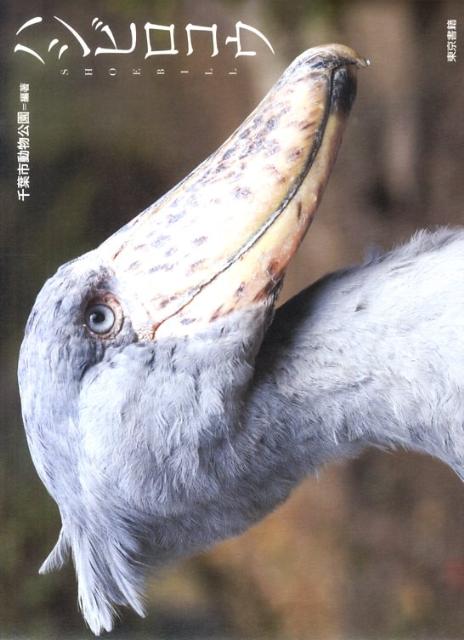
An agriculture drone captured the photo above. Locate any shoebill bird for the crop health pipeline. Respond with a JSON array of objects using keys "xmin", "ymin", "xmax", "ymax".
[{"xmin": 18, "ymin": 44, "xmax": 464, "ymax": 634}]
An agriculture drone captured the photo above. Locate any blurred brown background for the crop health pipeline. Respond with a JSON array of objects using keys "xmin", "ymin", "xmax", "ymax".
[{"xmin": 1, "ymin": 0, "xmax": 464, "ymax": 638}]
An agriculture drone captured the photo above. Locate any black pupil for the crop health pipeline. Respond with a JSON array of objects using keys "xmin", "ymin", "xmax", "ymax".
[{"xmin": 90, "ymin": 310, "xmax": 106, "ymax": 325}]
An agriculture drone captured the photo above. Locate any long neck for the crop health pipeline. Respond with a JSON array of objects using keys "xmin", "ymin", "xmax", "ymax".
[{"xmin": 240, "ymin": 232, "xmax": 464, "ymax": 501}]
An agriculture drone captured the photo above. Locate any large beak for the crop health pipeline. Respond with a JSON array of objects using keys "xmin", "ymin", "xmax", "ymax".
[{"xmin": 99, "ymin": 44, "xmax": 368, "ymax": 340}]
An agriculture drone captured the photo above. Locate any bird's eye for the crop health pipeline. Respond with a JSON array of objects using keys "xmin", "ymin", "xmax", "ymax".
[
  {"xmin": 85, "ymin": 304, "xmax": 115, "ymax": 334},
  {"xmin": 84, "ymin": 296, "xmax": 122, "ymax": 337}
]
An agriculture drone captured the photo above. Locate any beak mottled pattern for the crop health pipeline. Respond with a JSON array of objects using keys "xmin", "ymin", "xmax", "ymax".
[{"xmin": 100, "ymin": 44, "xmax": 368, "ymax": 340}]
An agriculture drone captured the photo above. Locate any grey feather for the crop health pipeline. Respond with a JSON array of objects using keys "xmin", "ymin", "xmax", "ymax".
[{"xmin": 18, "ymin": 227, "xmax": 464, "ymax": 634}]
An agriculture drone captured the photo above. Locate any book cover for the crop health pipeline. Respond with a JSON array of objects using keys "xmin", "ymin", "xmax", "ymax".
[{"xmin": 1, "ymin": 1, "xmax": 463, "ymax": 638}]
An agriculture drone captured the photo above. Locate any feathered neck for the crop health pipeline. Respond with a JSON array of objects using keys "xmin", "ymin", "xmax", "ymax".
[{"xmin": 245, "ymin": 227, "xmax": 464, "ymax": 486}]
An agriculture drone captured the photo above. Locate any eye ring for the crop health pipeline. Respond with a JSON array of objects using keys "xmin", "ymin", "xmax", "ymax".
[{"xmin": 84, "ymin": 294, "xmax": 123, "ymax": 338}]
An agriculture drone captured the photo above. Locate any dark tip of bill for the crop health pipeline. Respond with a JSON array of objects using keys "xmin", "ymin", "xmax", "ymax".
[{"xmin": 330, "ymin": 66, "xmax": 358, "ymax": 116}]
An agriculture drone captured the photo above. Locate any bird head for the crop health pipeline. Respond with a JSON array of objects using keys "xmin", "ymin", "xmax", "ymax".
[{"xmin": 18, "ymin": 45, "xmax": 367, "ymax": 634}]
